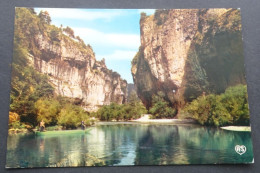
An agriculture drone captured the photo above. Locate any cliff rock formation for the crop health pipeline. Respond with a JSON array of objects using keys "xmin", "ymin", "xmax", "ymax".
[
  {"xmin": 33, "ymin": 35, "xmax": 127, "ymax": 111},
  {"xmin": 16, "ymin": 8, "xmax": 127, "ymax": 111},
  {"xmin": 132, "ymin": 9, "xmax": 245, "ymax": 111}
]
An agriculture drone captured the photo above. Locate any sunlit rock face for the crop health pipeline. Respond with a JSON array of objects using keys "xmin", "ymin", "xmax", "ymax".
[
  {"xmin": 31, "ymin": 33, "xmax": 127, "ymax": 111},
  {"xmin": 132, "ymin": 9, "xmax": 246, "ymax": 111}
]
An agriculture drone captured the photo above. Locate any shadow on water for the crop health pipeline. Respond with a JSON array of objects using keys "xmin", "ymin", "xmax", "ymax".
[
  {"xmin": 134, "ymin": 125, "xmax": 253, "ymax": 165},
  {"xmin": 6, "ymin": 123, "xmax": 253, "ymax": 168}
]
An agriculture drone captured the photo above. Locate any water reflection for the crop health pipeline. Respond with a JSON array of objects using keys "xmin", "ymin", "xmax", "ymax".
[{"xmin": 6, "ymin": 123, "xmax": 253, "ymax": 168}]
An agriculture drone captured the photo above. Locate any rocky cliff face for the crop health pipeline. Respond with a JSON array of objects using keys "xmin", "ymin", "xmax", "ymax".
[
  {"xmin": 132, "ymin": 9, "xmax": 245, "ymax": 111},
  {"xmin": 15, "ymin": 8, "xmax": 128, "ymax": 111},
  {"xmin": 30, "ymin": 33, "xmax": 127, "ymax": 111}
]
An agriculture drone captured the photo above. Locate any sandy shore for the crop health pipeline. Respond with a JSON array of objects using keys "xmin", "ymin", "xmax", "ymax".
[
  {"xmin": 131, "ymin": 114, "xmax": 196, "ymax": 124},
  {"xmin": 220, "ymin": 126, "xmax": 251, "ymax": 132}
]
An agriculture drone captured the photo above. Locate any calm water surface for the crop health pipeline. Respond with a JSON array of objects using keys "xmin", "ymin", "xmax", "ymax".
[{"xmin": 6, "ymin": 122, "xmax": 254, "ymax": 168}]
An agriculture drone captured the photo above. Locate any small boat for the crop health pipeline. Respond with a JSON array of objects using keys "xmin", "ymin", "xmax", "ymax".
[{"xmin": 35, "ymin": 128, "xmax": 92, "ymax": 136}]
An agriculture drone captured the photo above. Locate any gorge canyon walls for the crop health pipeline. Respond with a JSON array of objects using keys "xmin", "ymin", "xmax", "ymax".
[{"xmin": 132, "ymin": 9, "xmax": 246, "ymax": 112}]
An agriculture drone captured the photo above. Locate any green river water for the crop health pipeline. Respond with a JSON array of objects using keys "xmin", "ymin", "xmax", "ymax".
[{"xmin": 6, "ymin": 122, "xmax": 253, "ymax": 168}]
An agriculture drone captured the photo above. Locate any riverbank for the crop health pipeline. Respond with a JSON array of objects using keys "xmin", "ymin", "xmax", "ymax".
[
  {"xmin": 220, "ymin": 126, "xmax": 251, "ymax": 132},
  {"xmin": 8, "ymin": 128, "xmax": 29, "ymax": 134},
  {"xmin": 130, "ymin": 114, "xmax": 197, "ymax": 124}
]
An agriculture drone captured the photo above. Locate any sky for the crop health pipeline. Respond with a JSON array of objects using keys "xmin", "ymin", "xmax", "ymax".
[{"xmin": 35, "ymin": 8, "xmax": 155, "ymax": 83}]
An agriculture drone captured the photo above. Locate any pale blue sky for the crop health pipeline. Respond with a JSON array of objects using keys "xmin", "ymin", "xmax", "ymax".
[{"xmin": 35, "ymin": 8, "xmax": 155, "ymax": 83}]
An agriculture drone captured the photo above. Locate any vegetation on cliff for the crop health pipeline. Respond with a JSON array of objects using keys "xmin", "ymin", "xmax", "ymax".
[
  {"xmin": 184, "ymin": 9, "xmax": 245, "ymax": 101},
  {"xmin": 10, "ymin": 8, "xmax": 145, "ymax": 131},
  {"xmin": 132, "ymin": 9, "xmax": 250, "ymax": 126},
  {"xmin": 153, "ymin": 9, "xmax": 170, "ymax": 25},
  {"xmin": 9, "ymin": 8, "xmax": 250, "ymax": 130},
  {"xmin": 131, "ymin": 46, "xmax": 158, "ymax": 108},
  {"xmin": 10, "ymin": 41, "xmax": 55, "ymax": 127},
  {"xmin": 184, "ymin": 85, "xmax": 249, "ymax": 126},
  {"xmin": 9, "ymin": 8, "xmax": 96, "ymax": 130}
]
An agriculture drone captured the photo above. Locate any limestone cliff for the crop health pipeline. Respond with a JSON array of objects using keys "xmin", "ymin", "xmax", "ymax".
[
  {"xmin": 132, "ymin": 9, "xmax": 245, "ymax": 111},
  {"xmin": 16, "ymin": 8, "xmax": 127, "ymax": 111},
  {"xmin": 33, "ymin": 34, "xmax": 127, "ymax": 111}
]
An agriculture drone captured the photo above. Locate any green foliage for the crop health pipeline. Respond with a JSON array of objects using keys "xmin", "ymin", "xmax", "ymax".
[
  {"xmin": 131, "ymin": 47, "xmax": 141, "ymax": 67},
  {"xmin": 126, "ymin": 91, "xmax": 147, "ymax": 119},
  {"xmin": 149, "ymin": 92, "xmax": 176, "ymax": 119},
  {"xmin": 93, "ymin": 92, "xmax": 147, "ymax": 121},
  {"xmin": 154, "ymin": 9, "xmax": 169, "ymax": 25},
  {"xmin": 184, "ymin": 94, "xmax": 231, "ymax": 126},
  {"xmin": 94, "ymin": 103, "xmax": 123, "ymax": 121},
  {"xmin": 221, "ymin": 85, "xmax": 249, "ymax": 125},
  {"xmin": 182, "ymin": 9, "xmax": 245, "ymax": 108},
  {"xmin": 10, "ymin": 42, "xmax": 54, "ymax": 126},
  {"xmin": 11, "ymin": 8, "xmax": 54, "ymax": 124},
  {"xmin": 9, "ymin": 121, "xmax": 25, "ymax": 129},
  {"xmin": 10, "ymin": 8, "xmax": 95, "ymax": 129},
  {"xmin": 38, "ymin": 10, "xmax": 51, "ymax": 24},
  {"xmin": 57, "ymin": 104, "xmax": 90, "ymax": 129},
  {"xmin": 10, "ymin": 50, "xmax": 54, "ymax": 126},
  {"xmin": 49, "ymin": 25, "xmax": 61, "ymax": 43},
  {"xmin": 34, "ymin": 96, "xmax": 93, "ymax": 129},
  {"xmin": 14, "ymin": 8, "xmax": 42, "ymax": 55},
  {"xmin": 63, "ymin": 26, "xmax": 75, "ymax": 38},
  {"xmin": 184, "ymin": 85, "xmax": 249, "ymax": 126},
  {"xmin": 62, "ymin": 33, "xmax": 92, "ymax": 56},
  {"xmin": 190, "ymin": 10, "xmax": 245, "ymax": 95},
  {"xmin": 184, "ymin": 50, "xmax": 209, "ymax": 102},
  {"xmin": 9, "ymin": 121, "xmax": 26, "ymax": 129},
  {"xmin": 35, "ymin": 98, "xmax": 61, "ymax": 126}
]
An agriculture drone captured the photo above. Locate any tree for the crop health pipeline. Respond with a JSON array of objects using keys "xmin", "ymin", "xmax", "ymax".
[
  {"xmin": 8, "ymin": 112, "xmax": 22, "ymax": 129},
  {"xmin": 149, "ymin": 92, "xmax": 176, "ymax": 119},
  {"xmin": 128, "ymin": 91, "xmax": 139, "ymax": 105},
  {"xmin": 39, "ymin": 10, "xmax": 51, "ymax": 24},
  {"xmin": 184, "ymin": 85, "xmax": 249, "ymax": 126},
  {"xmin": 76, "ymin": 36, "xmax": 83, "ymax": 42},
  {"xmin": 140, "ymin": 12, "xmax": 147, "ymax": 22},
  {"xmin": 127, "ymin": 91, "xmax": 147, "ymax": 119},
  {"xmin": 63, "ymin": 26, "xmax": 75, "ymax": 38},
  {"xmin": 50, "ymin": 27, "xmax": 61, "ymax": 42},
  {"xmin": 154, "ymin": 9, "xmax": 169, "ymax": 25},
  {"xmin": 28, "ymin": 8, "xmax": 36, "ymax": 14},
  {"xmin": 184, "ymin": 94, "xmax": 231, "ymax": 126},
  {"xmin": 10, "ymin": 41, "xmax": 54, "ymax": 127},
  {"xmin": 58, "ymin": 104, "xmax": 90, "ymax": 129},
  {"xmin": 220, "ymin": 85, "xmax": 249, "ymax": 125},
  {"xmin": 93, "ymin": 96, "xmax": 147, "ymax": 121},
  {"xmin": 35, "ymin": 98, "xmax": 61, "ymax": 126}
]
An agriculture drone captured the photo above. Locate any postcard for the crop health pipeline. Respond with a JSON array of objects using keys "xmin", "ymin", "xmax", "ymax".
[{"xmin": 6, "ymin": 7, "xmax": 253, "ymax": 168}]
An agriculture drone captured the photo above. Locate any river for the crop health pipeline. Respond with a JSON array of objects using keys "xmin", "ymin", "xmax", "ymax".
[{"xmin": 6, "ymin": 122, "xmax": 253, "ymax": 168}]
